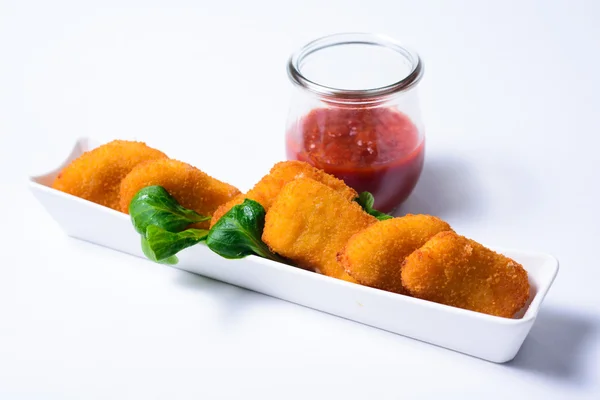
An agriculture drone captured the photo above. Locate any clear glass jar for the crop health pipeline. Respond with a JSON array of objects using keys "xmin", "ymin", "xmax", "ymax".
[{"xmin": 285, "ymin": 33, "xmax": 425, "ymax": 213}]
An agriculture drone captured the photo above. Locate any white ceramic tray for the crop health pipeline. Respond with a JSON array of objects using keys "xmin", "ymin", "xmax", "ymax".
[{"xmin": 29, "ymin": 138, "xmax": 559, "ymax": 363}]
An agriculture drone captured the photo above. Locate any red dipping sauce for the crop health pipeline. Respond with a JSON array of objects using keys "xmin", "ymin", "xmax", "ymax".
[{"xmin": 286, "ymin": 107, "xmax": 424, "ymax": 213}]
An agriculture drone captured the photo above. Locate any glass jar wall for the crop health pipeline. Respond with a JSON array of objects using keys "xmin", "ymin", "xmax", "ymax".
[{"xmin": 285, "ymin": 33, "xmax": 425, "ymax": 213}]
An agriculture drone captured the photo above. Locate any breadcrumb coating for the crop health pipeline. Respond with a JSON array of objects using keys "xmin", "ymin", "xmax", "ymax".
[
  {"xmin": 52, "ymin": 140, "xmax": 167, "ymax": 211},
  {"xmin": 119, "ymin": 158, "xmax": 240, "ymax": 228},
  {"xmin": 339, "ymin": 214, "xmax": 452, "ymax": 294},
  {"xmin": 262, "ymin": 178, "xmax": 376, "ymax": 282},
  {"xmin": 210, "ymin": 161, "xmax": 357, "ymax": 227},
  {"xmin": 401, "ymin": 231, "xmax": 530, "ymax": 318}
]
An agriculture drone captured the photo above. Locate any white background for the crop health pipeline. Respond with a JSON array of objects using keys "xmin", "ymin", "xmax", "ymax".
[{"xmin": 1, "ymin": 0, "xmax": 599, "ymax": 399}]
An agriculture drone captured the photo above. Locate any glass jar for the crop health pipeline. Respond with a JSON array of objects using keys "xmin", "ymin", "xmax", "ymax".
[{"xmin": 285, "ymin": 33, "xmax": 425, "ymax": 213}]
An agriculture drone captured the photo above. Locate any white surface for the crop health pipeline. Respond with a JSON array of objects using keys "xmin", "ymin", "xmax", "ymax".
[
  {"xmin": 28, "ymin": 137, "xmax": 560, "ymax": 363},
  {"xmin": 1, "ymin": 0, "xmax": 599, "ymax": 399}
]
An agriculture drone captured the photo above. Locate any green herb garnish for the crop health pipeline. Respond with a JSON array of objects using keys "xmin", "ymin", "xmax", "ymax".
[
  {"xmin": 355, "ymin": 191, "xmax": 393, "ymax": 220},
  {"xmin": 129, "ymin": 185, "xmax": 210, "ymax": 264},
  {"xmin": 129, "ymin": 185, "xmax": 210, "ymax": 235},
  {"xmin": 128, "ymin": 187, "xmax": 283, "ymax": 265},
  {"xmin": 141, "ymin": 236, "xmax": 179, "ymax": 265},
  {"xmin": 143, "ymin": 225, "xmax": 209, "ymax": 263},
  {"xmin": 207, "ymin": 199, "xmax": 286, "ymax": 262}
]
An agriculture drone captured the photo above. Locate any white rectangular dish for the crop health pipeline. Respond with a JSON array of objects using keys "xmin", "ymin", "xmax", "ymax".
[{"xmin": 29, "ymin": 138, "xmax": 559, "ymax": 363}]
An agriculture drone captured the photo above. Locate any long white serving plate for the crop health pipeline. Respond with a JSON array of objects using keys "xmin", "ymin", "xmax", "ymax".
[{"xmin": 29, "ymin": 138, "xmax": 559, "ymax": 363}]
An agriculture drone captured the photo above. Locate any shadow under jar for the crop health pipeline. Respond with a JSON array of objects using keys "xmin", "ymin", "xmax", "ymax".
[{"xmin": 286, "ymin": 33, "xmax": 426, "ymax": 213}]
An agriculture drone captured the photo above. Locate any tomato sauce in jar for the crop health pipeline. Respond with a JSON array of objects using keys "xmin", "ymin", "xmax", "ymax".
[
  {"xmin": 286, "ymin": 33, "xmax": 426, "ymax": 212},
  {"xmin": 286, "ymin": 107, "xmax": 424, "ymax": 213}
]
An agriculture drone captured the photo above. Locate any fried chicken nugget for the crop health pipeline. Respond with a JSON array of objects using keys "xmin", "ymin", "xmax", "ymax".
[
  {"xmin": 210, "ymin": 161, "xmax": 357, "ymax": 227},
  {"xmin": 262, "ymin": 177, "xmax": 376, "ymax": 282},
  {"xmin": 119, "ymin": 159, "xmax": 241, "ymax": 228},
  {"xmin": 250, "ymin": 161, "xmax": 357, "ymax": 208},
  {"xmin": 401, "ymin": 231, "xmax": 530, "ymax": 318},
  {"xmin": 52, "ymin": 140, "xmax": 167, "ymax": 211},
  {"xmin": 338, "ymin": 215, "xmax": 452, "ymax": 294}
]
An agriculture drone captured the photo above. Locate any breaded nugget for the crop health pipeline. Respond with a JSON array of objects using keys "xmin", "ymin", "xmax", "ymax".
[
  {"xmin": 210, "ymin": 161, "xmax": 357, "ymax": 227},
  {"xmin": 401, "ymin": 231, "xmax": 530, "ymax": 318},
  {"xmin": 52, "ymin": 140, "xmax": 167, "ymax": 210},
  {"xmin": 251, "ymin": 161, "xmax": 357, "ymax": 209},
  {"xmin": 262, "ymin": 177, "xmax": 376, "ymax": 282},
  {"xmin": 119, "ymin": 159, "xmax": 241, "ymax": 228},
  {"xmin": 338, "ymin": 214, "xmax": 452, "ymax": 294}
]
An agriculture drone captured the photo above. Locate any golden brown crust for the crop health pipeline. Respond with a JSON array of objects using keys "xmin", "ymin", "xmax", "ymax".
[
  {"xmin": 338, "ymin": 214, "xmax": 452, "ymax": 294},
  {"xmin": 262, "ymin": 177, "xmax": 376, "ymax": 282},
  {"xmin": 52, "ymin": 140, "xmax": 168, "ymax": 211},
  {"xmin": 209, "ymin": 160, "xmax": 357, "ymax": 227},
  {"xmin": 401, "ymin": 231, "xmax": 530, "ymax": 318},
  {"xmin": 252, "ymin": 161, "xmax": 357, "ymax": 208},
  {"xmin": 119, "ymin": 159, "xmax": 240, "ymax": 228}
]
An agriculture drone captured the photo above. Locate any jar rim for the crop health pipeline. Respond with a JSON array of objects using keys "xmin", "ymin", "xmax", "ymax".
[{"xmin": 287, "ymin": 32, "xmax": 424, "ymax": 102}]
